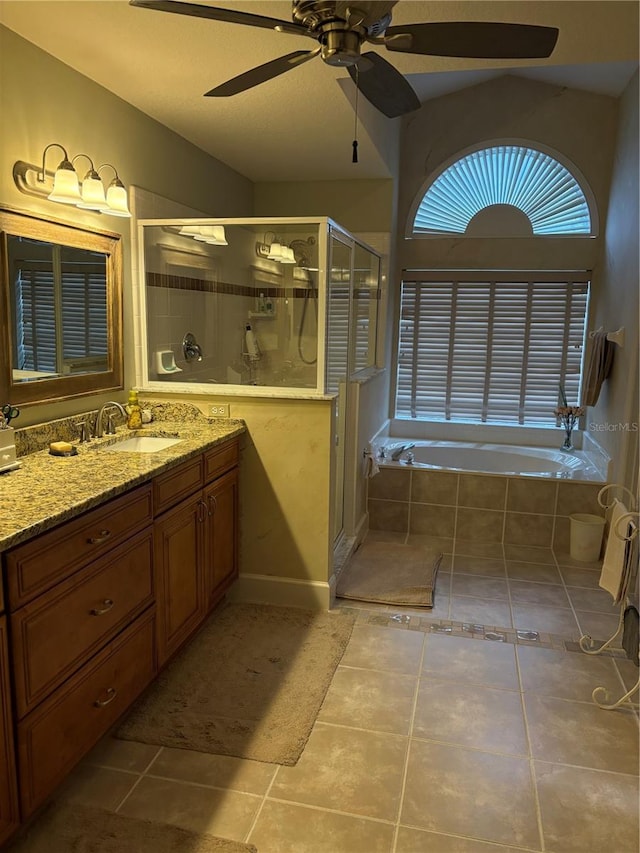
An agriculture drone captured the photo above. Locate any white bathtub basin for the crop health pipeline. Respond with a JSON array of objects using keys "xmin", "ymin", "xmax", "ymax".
[{"xmin": 101, "ymin": 436, "xmax": 182, "ymax": 453}]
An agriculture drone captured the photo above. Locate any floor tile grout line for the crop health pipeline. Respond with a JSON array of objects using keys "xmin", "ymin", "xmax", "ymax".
[
  {"xmin": 397, "ymin": 821, "xmax": 543, "ymax": 852},
  {"xmin": 112, "ymin": 745, "xmax": 163, "ymax": 814},
  {"xmin": 136, "ymin": 770, "xmax": 267, "ymax": 797},
  {"xmin": 514, "ymin": 641, "xmax": 547, "ymax": 853},
  {"xmin": 244, "ymin": 761, "xmax": 281, "ymax": 845},
  {"xmin": 258, "ymin": 794, "xmax": 399, "ymax": 826},
  {"xmin": 391, "ymin": 630, "xmax": 429, "ymax": 853},
  {"xmin": 552, "ymin": 546, "xmax": 587, "ymax": 638}
]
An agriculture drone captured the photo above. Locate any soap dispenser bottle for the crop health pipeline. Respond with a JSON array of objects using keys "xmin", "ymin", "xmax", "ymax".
[{"xmin": 126, "ymin": 389, "xmax": 143, "ymax": 430}]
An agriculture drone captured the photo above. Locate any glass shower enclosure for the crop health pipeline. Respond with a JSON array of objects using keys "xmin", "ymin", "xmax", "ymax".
[
  {"xmin": 136, "ymin": 217, "xmax": 381, "ymax": 544},
  {"xmin": 137, "ymin": 217, "xmax": 381, "ymax": 398}
]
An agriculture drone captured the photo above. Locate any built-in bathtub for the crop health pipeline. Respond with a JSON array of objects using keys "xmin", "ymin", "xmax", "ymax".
[
  {"xmin": 366, "ymin": 432, "xmax": 609, "ymax": 552},
  {"xmin": 373, "ymin": 438, "xmax": 605, "ymax": 481}
]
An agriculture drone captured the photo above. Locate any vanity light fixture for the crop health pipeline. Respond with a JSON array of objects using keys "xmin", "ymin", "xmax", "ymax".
[
  {"xmin": 255, "ymin": 232, "xmax": 296, "ymax": 264},
  {"xmin": 12, "ymin": 144, "xmax": 131, "ymax": 217}
]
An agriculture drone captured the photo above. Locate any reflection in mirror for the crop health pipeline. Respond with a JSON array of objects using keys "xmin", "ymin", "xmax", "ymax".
[
  {"xmin": 0, "ymin": 210, "xmax": 122, "ymax": 407},
  {"xmin": 8, "ymin": 236, "xmax": 108, "ymax": 382}
]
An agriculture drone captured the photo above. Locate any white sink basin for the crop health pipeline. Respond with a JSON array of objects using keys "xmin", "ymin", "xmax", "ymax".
[{"xmin": 102, "ymin": 436, "xmax": 182, "ymax": 453}]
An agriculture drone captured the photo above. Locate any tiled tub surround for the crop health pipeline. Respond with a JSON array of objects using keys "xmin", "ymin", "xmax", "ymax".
[
  {"xmin": 0, "ymin": 402, "xmax": 245, "ymax": 551},
  {"xmin": 368, "ymin": 466, "xmax": 607, "ymax": 554}
]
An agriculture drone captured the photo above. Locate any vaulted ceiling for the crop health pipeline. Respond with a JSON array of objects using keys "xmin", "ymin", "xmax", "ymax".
[{"xmin": 1, "ymin": 1, "xmax": 638, "ymax": 181}]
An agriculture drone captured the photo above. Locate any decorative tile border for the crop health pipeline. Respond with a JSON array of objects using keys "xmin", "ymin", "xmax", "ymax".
[
  {"xmin": 336, "ymin": 603, "xmax": 627, "ymax": 657},
  {"xmin": 146, "ymin": 270, "xmax": 313, "ymax": 298}
]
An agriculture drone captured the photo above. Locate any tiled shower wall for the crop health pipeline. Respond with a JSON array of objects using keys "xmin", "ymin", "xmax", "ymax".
[{"xmin": 367, "ymin": 468, "xmax": 606, "ymax": 555}]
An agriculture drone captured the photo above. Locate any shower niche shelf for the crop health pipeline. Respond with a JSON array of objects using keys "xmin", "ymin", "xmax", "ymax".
[{"xmin": 136, "ymin": 217, "xmax": 381, "ymax": 398}]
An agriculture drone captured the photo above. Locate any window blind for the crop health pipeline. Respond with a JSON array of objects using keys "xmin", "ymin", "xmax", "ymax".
[
  {"xmin": 14, "ymin": 267, "xmax": 56, "ymax": 372},
  {"xmin": 395, "ymin": 271, "xmax": 589, "ymax": 425},
  {"xmin": 14, "ymin": 258, "xmax": 107, "ymax": 373},
  {"xmin": 412, "ymin": 146, "xmax": 593, "ymax": 236}
]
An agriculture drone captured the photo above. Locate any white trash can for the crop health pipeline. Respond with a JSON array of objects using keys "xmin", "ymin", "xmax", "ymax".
[{"xmin": 569, "ymin": 513, "xmax": 606, "ymax": 562}]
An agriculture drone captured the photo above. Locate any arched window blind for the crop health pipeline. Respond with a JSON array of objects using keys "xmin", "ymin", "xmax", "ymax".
[{"xmin": 412, "ymin": 146, "xmax": 593, "ymax": 236}]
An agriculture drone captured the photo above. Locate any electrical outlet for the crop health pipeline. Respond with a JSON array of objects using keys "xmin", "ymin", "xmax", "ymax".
[{"xmin": 210, "ymin": 404, "xmax": 230, "ymax": 418}]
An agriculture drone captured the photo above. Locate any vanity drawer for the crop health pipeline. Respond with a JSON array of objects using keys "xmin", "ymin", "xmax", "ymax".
[
  {"xmin": 10, "ymin": 530, "xmax": 154, "ymax": 719},
  {"xmin": 204, "ymin": 438, "xmax": 239, "ymax": 484},
  {"xmin": 153, "ymin": 455, "xmax": 203, "ymax": 515},
  {"xmin": 6, "ymin": 484, "xmax": 153, "ymax": 608},
  {"xmin": 17, "ymin": 610, "xmax": 156, "ymax": 817}
]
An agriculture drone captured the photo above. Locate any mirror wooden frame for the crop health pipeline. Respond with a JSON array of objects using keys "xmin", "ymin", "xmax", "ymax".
[{"xmin": 0, "ymin": 208, "xmax": 123, "ymax": 407}]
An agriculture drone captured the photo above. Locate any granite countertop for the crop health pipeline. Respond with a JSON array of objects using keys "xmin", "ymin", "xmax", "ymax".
[{"xmin": 0, "ymin": 407, "xmax": 245, "ymax": 553}]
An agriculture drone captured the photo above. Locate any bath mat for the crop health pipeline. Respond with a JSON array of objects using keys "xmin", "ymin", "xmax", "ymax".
[
  {"xmin": 6, "ymin": 801, "xmax": 256, "ymax": 852},
  {"xmin": 117, "ymin": 602, "xmax": 355, "ymax": 765},
  {"xmin": 336, "ymin": 541, "xmax": 442, "ymax": 607}
]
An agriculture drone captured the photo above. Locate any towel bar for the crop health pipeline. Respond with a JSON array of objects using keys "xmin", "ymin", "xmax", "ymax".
[{"xmin": 588, "ymin": 326, "xmax": 625, "ymax": 347}]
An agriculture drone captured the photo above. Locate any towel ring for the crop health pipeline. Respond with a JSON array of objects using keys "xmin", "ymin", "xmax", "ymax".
[
  {"xmin": 613, "ymin": 512, "xmax": 640, "ymax": 542},
  {"xmin": 597, "ymin": 484, "xmax": 637, "ymax": 511}
]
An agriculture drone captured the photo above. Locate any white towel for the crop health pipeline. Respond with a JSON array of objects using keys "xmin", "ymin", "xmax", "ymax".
[
  {"xmin": 599, "ymin": 499, "xmax": 631, "ymax": 603},
  {"xmin": 365, "ymin": 453, "xmax": 380, "ymax": 479}
]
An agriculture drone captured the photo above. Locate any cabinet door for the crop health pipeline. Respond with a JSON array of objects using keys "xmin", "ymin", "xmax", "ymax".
[
  {"xmin": 203, "ymin": 469, "xmax": 238, "ymax": 613},
  {"xmin": 0, "ymin": 617, "xmax": 19, "ymax": 844},
  {"xmin": 154, "ymin": 496, "xmax": 205, "ymax": 667}
]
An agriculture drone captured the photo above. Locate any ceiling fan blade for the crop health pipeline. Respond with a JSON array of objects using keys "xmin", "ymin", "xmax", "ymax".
[
  {"xmin": 348, "ymin": 52, "xmax": 420, "ymax": 118},
  {"xmin": 384, "ymin": 21, "xmax": 559, "ymax": 59},
  {"xmin": 205, "ymin": 49, "xmax": 320, "ymax": 97},
  {"xmin": 129, "ymin": 0, "xmax": 310, "ymax": 38}
]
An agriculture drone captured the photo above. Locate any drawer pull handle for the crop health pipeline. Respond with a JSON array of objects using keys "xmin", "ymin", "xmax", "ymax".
[
  {"xmin": 207, "ymin": 494, "xmax": 217, "ymax": 516},
  {"xmin": 90, "ymin": 598, "xmax": 115, "ymax": 616},
  {"xmin": 88, "ymin": 529, "xmax": 112, "ymax": 545},
  {"xmin": 94, "ymin": 687, "xmax": 117, "ymax": 708}
]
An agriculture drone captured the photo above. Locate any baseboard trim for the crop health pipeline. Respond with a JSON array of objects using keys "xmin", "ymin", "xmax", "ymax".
[{"xmin": 229, "ymin": 573, "xmax": 331, "ymax": 610}]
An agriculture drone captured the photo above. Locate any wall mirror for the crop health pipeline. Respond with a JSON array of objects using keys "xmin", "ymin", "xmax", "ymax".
[{"xmin": 0, "ymin": 209, "xmax": 123, "ymax": 406}]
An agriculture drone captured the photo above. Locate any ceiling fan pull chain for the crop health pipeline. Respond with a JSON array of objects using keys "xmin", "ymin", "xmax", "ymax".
[{"xmin": 352, "ymin": 65, "xmax": 359, "ymax": 164}]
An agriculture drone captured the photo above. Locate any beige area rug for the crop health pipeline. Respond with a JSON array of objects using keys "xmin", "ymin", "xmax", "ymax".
[
  {"xmin": 336, "ymin": 541, "xmax": 442, "ymax": 607},
  {"xmin": 117, "ymin": 603, "xmax": 355, "ymax": 765},
  {"xmin": 6, "ymin": 801, "xmax": 255, "ymax": 852}
]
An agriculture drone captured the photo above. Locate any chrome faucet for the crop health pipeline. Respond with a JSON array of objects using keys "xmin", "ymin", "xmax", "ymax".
[
  {"xmin": 183, "ymin": 332, "xmax": 203, "ymax": 362},
  {"xmin": 390, "ymin": 443, "xmax": 415, "ymax": 462},
  {"xmin": 93, "ymin": 401, "xmax": 127, "ymax": 438}
]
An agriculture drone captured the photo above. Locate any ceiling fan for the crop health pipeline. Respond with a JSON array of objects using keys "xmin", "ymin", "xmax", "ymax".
[{"xmin": 130, "ymin": 0, "xmax": 559, "ymax": 118}]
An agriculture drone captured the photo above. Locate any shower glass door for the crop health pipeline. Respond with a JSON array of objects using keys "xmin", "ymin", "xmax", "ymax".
[{"xmin": 326, "ymin": 231, "xmax": 353, "ymax": 544}]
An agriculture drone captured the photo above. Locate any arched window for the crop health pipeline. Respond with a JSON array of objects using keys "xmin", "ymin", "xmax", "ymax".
[{"xmin": 410, "ymin": 144, "xmax": 597, "ymax": 237}]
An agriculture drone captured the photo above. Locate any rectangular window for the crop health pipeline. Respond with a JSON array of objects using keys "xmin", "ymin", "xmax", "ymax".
[{"xmin": 395, "ymin": 271, "xmax": 589, "ymax": 426}]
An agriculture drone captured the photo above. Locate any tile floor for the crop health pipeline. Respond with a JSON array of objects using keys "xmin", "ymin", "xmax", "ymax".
[{"xmin": 16, "ymin": 535, "xmax": 640, "ymax": 852}]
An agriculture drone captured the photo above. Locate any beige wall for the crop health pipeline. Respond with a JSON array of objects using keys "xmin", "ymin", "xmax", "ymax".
[
  {"xmin": 390, "ymin": 75, "xmax": 631, "ymax": 460},
  {"xmin": 0, "ymin": 26, "xmax": 253, "ymax": 427},
  {"xmin": 588, "ymin": 71, "xmax": 639, "ymax": 492},
  {"xmin": 142, "ymin": 392, "xmax": 335, "ymax": 606},
  {"xmin": 1, "ymin": 29, "xmax": 337, "ymax": 607},
  {"xmin": 396, "ymin": 75, "xmax": 618, "ymax": 272},
  {"xmin": 254, "ymin": 179, "xmax": 395, "ymax": 234}
]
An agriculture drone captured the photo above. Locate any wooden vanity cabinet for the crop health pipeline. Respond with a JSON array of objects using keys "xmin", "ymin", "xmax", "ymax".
[
  {"xmin": 4, "ymin": 483, "xmax": 157, "ymax": 819},
  {"xmin": 0, "ymin": 615, "xmax": 19, "ymax": 846},
  {"xmin": 203, "ymin": 468, "xmax": 239, "ymax": 611},
  {"xmin": 1, "ymin": 434, "xmax": 240, "ymax": 831},
  {"xmin": 153, "ymin": 439, "xmax": 239, "ymax": 668}
]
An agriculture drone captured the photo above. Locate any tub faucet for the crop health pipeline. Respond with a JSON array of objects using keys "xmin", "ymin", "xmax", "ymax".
[
  {"xmin": 390, "ymin": 443, "xmax": 415, "ymax": 461},
  {"xmin": 93, "ymin": 402, "xmax": 127, "ymax": 438}
]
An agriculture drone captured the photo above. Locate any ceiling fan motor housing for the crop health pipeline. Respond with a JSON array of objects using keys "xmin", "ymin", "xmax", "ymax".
[
  {"xmin": 320, "ymin": 27, "xmax": 363, "ymax": 66},
  {"xmin": 292, "ymin": 0, "xmax": 387, "ymax": 66}
]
